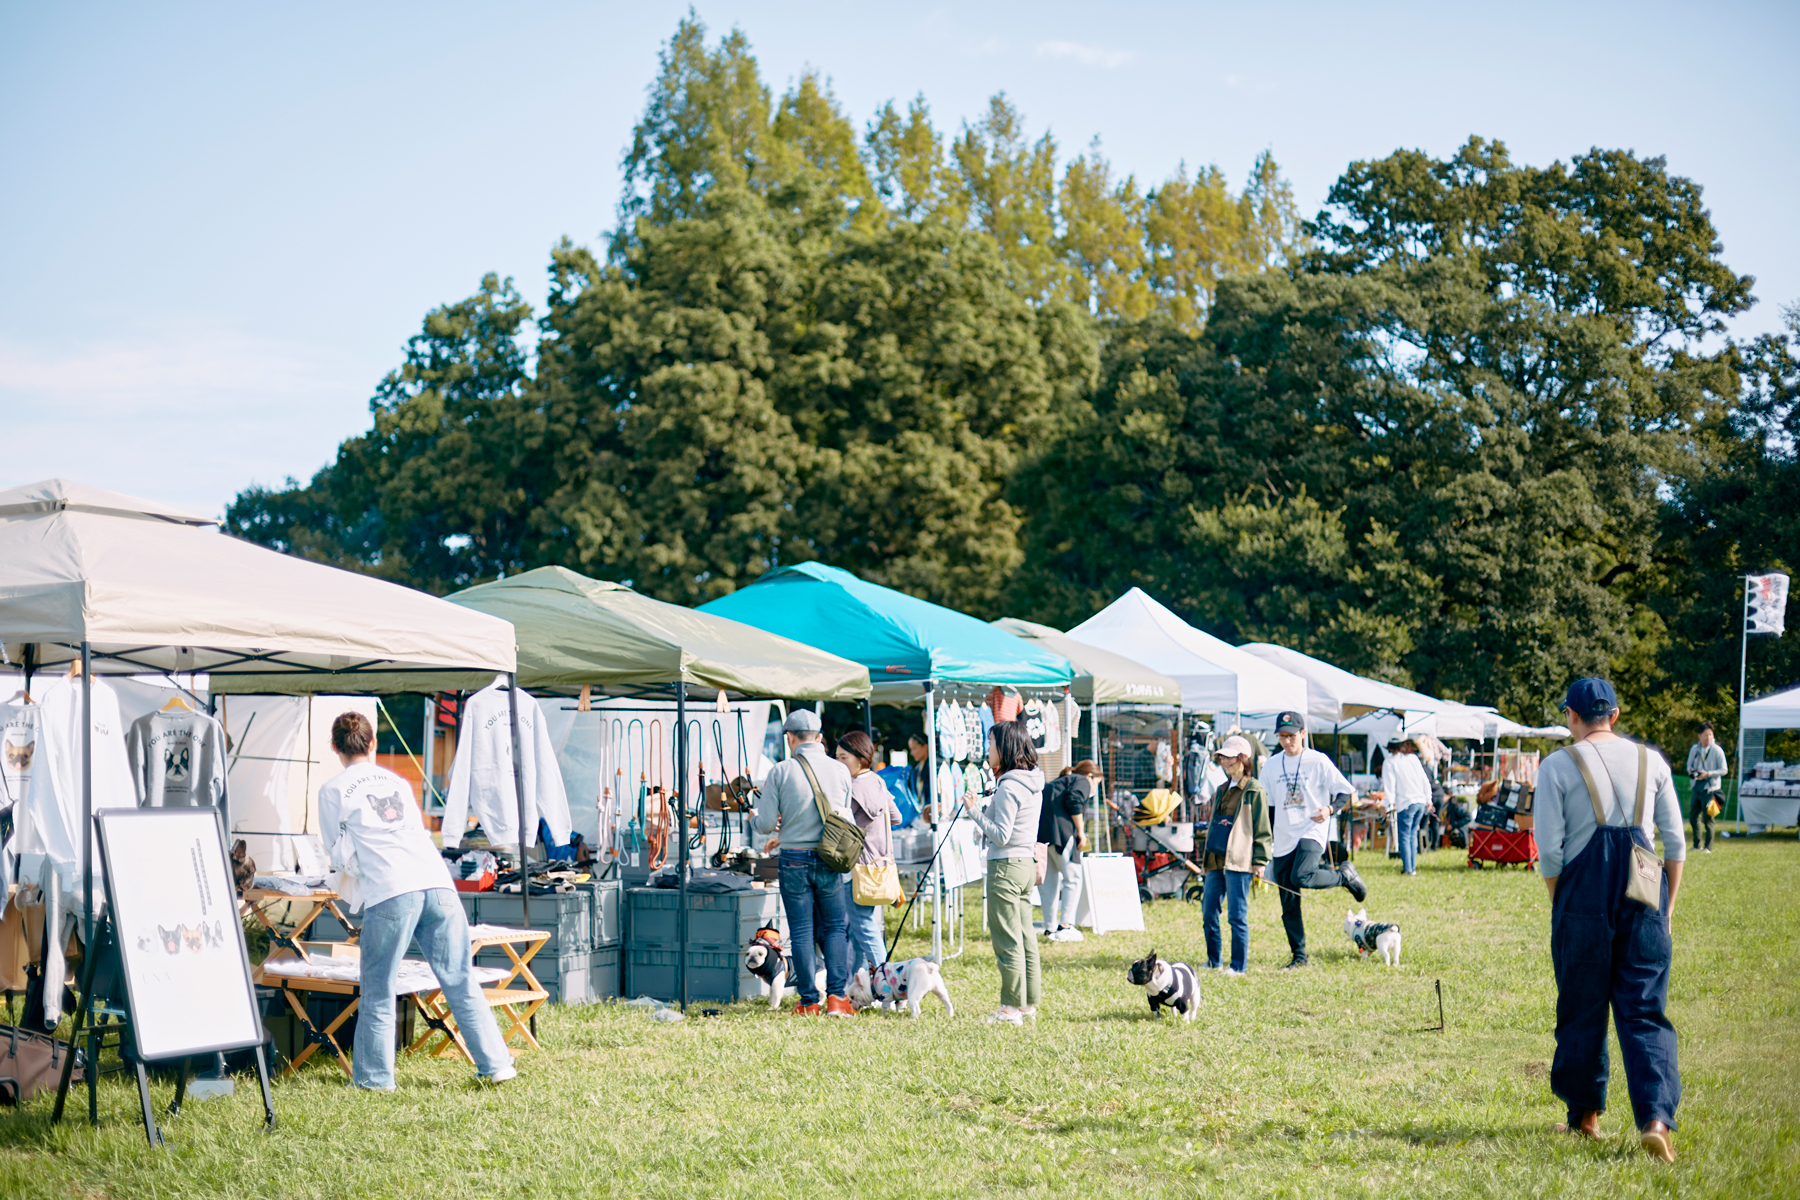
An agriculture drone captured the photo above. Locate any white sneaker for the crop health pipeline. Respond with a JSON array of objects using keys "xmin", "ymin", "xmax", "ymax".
[
  {"xmin": 986, "ymin": 1008, "xmax": 1024, "ymax": 1026},
  {"xmin": 1019, "ymin": 1005, "xmax": 1037, "ymax": 1021},
  {"xmin": 1050, "ymin": 925, "xmax": 1085, "ymax": 942},
  {"xmin": 1219, "ymin": 968, "xmax": 1243, "ymax": 977}
]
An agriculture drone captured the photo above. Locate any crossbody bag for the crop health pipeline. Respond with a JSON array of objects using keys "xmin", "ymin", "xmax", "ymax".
[
  {"xmin": 795, "ymin": 756, "xmax": 866, "ymax": 874},
  {"xmin": 1567, "ymin": 741, "xmax": 1663, "ymax": 909}
]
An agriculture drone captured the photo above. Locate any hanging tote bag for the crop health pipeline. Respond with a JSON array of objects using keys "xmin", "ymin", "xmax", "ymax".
[
  {"xmin": 1568, "ymin": 742, "xmax": 1664, "ymax": 909},
  {"xmin": 851, "ymin": 857, "xmax": 902, "ymax": 906},
  {"xmin": 796, "ymin": 757, "xmax": 865, "ymax": 874}
]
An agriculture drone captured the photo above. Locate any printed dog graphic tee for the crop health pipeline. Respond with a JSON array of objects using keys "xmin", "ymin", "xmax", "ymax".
[
  {"xmin": 126, "ymin": 709, "xmax": 227, "ymax": 812},
  {"xmin": 317, "ymin": 762, "xmax": 451, "ymax": 910}
]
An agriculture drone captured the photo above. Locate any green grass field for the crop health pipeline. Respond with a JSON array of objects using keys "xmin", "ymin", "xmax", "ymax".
[{"xmin": 2, "ymin": 836, "xmax": 1796, "ymax": 1199}]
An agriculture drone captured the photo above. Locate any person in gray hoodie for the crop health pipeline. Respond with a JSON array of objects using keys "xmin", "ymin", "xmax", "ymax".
[{"xmin": 966, "ymin": 718, "xmax": 1045, "ymax": 1025}]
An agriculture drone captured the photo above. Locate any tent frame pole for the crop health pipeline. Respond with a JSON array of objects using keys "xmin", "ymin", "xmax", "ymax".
[
  {"xmin": 1737, "ymin": 574, "xmax": 1749, "ymax": 837},
  {"xmin": 676, "ymin": 680, "xmax": 688, "ymax": 1010},
  {"xmin": 81, "ymin": 641, "xmax": 93, "ymax": 952},
  {"xmin": 506, "ymin": 674, "xmax": 529, "ymax": 930},
  {"xmin": 924, "ymin": 682, "xmax": 940, "ymax": 961}
]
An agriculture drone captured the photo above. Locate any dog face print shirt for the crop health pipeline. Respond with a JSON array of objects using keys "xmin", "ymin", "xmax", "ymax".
[{"xmin": 316, "ymin": 762, "xmax": 452, "ymax": 910}]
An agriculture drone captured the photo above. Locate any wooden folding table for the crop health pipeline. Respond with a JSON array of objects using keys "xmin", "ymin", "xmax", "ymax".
[{"xmin": 408, "ymin": 924, "xmax": 551, "ymax": 1059}]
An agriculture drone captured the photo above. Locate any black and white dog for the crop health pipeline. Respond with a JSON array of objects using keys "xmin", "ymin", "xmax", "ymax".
[
  {"xmin": 1344, "ymin": 908, "xmax": 1403, "ymax": 966},
  {"xmin": 741, "ymin": 925, "xmax": 824, "ymax": 1009},
  {"xmin": 1127, "ymin": 950, "xmax": 1200, "ymax": 1021}
]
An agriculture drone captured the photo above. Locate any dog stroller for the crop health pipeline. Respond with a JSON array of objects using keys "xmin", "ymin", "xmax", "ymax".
[
  {"xmin": 1127, "ymin": 788, "xmax": 1203, "ymax": 902},
  {"xmin": 1466, "ymin": 826, "xmax": 1537, "ymax": 869}
]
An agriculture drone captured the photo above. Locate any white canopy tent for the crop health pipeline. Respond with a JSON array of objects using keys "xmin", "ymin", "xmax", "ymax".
[
  {"xmin": 0, "ymin": 479, "xmax": 521, "ymax": 934},
  {"xmin": 1738, "ymin": 684, "xmax": 1800, "ymax": 828},
  {"xmin": 1741, "ymin": 683, "xmax": 1800, "ymax": 731},
  {"xmin": 1065, "ymin": 589, "xmax": 1307, "ymax": 719}
]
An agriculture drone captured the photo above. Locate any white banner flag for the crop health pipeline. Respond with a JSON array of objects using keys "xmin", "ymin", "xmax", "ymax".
[{"xmin": 1746, "ymin": 573, "xmax": 1790, "ymax": 636}]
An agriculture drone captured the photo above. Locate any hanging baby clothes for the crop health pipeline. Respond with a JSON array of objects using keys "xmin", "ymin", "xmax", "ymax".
[
  {"xmin": 988, "ymin": 688, "xmax": 1022, "ymax": 723},
  {"xmin": 0, "ymin": 697, "xmax": 55, "ymax": 905},
  {"xmin": 36, "ymin": 675, "xmax": 133, "ymax": 898},
  {"xmin": 442, "ymin": 681, "xmax": 573, "ymax": 851},
  {"xmin": 127, "ymin": 707, "xmax": 229, "ymax": 825},
  {"xmin": 978, "ymin": 702, "xmax": 995, "ymax": 758},
  {"xmin": 961, "ymin": 702, "xmax": 982, "ymax": 760},
  {"xmin": 1023, "ymin": 700, "xmax": 1048, "ymax": 750},
  {"xmin": 934, "ymin": 703, "xmax": 957, "ymax": 764},
  {"xmin": 1154, "ymin": 737, "xmax": 1174, "ymax": 785}
]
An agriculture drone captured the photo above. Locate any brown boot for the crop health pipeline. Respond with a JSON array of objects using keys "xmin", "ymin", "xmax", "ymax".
[
  {"xmin": 1640, "ymin": 1120, "xmax": 1676, "ymax": 1162},
  {"xmin": 1553, "ymin": 1110, "xmax": 1602, "ymax": 1139}
]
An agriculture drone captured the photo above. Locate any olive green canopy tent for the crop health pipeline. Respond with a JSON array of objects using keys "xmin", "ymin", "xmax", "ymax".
[
  {"xmin": 446, "ymin": 566, "xmax": 870, "ymax": 700},
  {"xmin": 989, "ymin": 617, "xmax": 1180, "ymax": 707}
]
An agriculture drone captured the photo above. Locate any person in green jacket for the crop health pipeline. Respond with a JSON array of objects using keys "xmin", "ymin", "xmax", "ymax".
[{"xmin": 1201, "ymin": 734, "xmax": 1273, "ymax": 974}]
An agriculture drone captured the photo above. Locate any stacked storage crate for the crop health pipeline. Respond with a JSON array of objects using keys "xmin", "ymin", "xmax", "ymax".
[{"xmin": 624, "ymin": 885, "xmax": 785, "ymax": 1003}]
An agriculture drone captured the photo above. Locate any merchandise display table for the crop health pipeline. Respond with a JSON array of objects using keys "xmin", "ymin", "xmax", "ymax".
[
  {"xmin": 410, "ymin": 924, "xmax": 551, "ymax": 1058},
  {"xmin": 255, "ymin": 941, "xmax": 513, "ymax": 1077}
]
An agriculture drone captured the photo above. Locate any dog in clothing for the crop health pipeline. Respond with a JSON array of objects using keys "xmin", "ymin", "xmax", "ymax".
[
  {"xmin": 741, "ymin": 925, "xmax": 823, "ymax": 1009},
  {"xmin": 847, "ymin": 958, "xmax": 955, "ymax": 1018},
  {"xmin": 1344, "ymin": 908, "xmax": 1403, "ymax": 966},
  {"xmin": 1126, "ymin": 950, "xmax": 1199, "ymax": 1021}
]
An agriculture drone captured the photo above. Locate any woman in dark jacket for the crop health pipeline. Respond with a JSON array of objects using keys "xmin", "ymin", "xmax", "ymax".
[{"xmin": 1201, "ymin": 734, "xmax": 1272, "ymax": 975}]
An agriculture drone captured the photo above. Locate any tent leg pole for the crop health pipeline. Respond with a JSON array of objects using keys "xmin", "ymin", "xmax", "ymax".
[
  {"xmin": 506, "ymin": 674, "xmax": 529, "ymax": 930},
  {"xmin": 81, "ymin": 642, "xmax": 92, "ymax": 951},
  {"xmin": 676, "ymin": 681, "xmax": 688, "ymax": 1012},
  {"xmin": 1737, "ymin": 578, "xmax": 1749, "ymax": 837},
  {"xmin": 924, "ymin": 682, "xmax": 939, "ymax": 961}
]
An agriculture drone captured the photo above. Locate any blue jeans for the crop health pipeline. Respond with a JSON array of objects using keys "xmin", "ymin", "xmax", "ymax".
[
  {"xmin": 1396, "ymin": 804, "xmax": 1425, "ymax": 874},
  {"xmin": 354, "ymin": 888, "xmax": 515, "ymax": 1089},
  {"xmin": 1201, "ymin": 869, "xmax": 1252, "ymax": 972},
  {"xmin": 1550, "ymin": 826, "xmax": 1680, "ymax": 1130},
  {"xmin": 842, "ymin": 879, "xmax": 888, "ymax": 976},
  {"xmin": 779, "ymin": 851, "xmax": 849, "ymax": 1004},
  {"xmin": 1040, "ymin": 843, "xmax": 1083, "ymax": 929}
]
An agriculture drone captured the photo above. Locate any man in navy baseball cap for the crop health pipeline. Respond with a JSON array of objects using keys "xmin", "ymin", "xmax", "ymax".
[{"xmin": 1559, "ymin": 678, "xmax": 1619, "ymax": 722}]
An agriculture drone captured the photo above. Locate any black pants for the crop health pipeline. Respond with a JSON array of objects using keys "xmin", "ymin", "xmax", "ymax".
[
  {"xmin": 1691, "ymin": 794, "xmax": 1715, "ymax": 850},
  {"xmin": 1268, "ymin": 840, "xmax": 1348, "ymax": 960}
]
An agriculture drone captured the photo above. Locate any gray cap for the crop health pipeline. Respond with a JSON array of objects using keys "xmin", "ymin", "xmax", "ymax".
[{"xmin": 782, "ymin": 709, "xmax": 822, "ymax": 734}]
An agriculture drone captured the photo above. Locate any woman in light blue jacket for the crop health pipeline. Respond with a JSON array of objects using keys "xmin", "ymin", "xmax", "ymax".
[{"xmin": 966, "ymin": 719, "xmax": 1044, "ymax": 1025}]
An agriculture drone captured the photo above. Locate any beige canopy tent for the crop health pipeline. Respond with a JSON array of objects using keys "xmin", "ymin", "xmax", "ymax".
[
  {"xmin": 0, "ymin": 478, "xmax": 522, "ymax": 936},
  {"xmin": 990, "ymin": 618, "xmax": 1180, "ymax": 707},
  {"xmin": 445, "ymin": 566, "xmax": 870, "ymax": 700},
  {"xmin": 0, "ymin": 479, "xmax": 515, "ymax": 691}
]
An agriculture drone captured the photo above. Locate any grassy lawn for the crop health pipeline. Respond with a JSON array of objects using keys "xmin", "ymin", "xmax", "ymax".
[{"xmin": 2, "ymin": 836, "xmax": 1796, "ymax": 1199}]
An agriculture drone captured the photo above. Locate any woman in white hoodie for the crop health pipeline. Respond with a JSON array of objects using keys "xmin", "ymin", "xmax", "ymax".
[{"xmin": 966, "ymin": 719, "xmax": 1044, "ymax": 1025}]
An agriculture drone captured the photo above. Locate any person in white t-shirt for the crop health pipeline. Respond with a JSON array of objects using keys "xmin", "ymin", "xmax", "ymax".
[
  {"xmin": 1258, "ymin": 711, "xmax": 1368, "ymax": 969},
  {"xmin": 319, "ymin": 712, "xmax": 516, "ymax": 1091},
  {"xmin": 1379, "ymin": 739, "xmax": 1433, "ymax": 875}
]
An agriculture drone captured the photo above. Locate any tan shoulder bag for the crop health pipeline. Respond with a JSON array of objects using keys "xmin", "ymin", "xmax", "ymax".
[{"xmin": 1567, "ymin": 741, "xmax": 1664, "ymax": 909}]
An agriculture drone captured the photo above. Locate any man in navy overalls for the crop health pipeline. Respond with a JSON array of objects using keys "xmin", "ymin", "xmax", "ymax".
[{"xmin": 1535, "ymin": 678, "xmax": 1686, "ymax": 1162}]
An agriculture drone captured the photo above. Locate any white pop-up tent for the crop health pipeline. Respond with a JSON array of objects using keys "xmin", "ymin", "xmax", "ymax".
[
  {"xmin": 1738, "ymin": 684, "xmax": 1800, "ymax": 828},
  {"xmin": 1741, "ymin": 683, "xmax": 1800, "ymax": 731},
  {"xmin": 0, "ymin": 478, "xmax": 521, "ymax": 933},
  {"xmin": 1065, "ymin": 588, "xmax": 1306, "ymax": 719}
]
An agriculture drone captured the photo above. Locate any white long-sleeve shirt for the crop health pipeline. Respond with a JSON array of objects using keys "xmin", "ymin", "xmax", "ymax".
[
  {"xmin": 1380, "ymin": 753, "xmax": 1432, "ymax": 811},
  {"xmin": 318, "ymin": 762, "xmax": 452, "ymax": 910},
  {"xmin": 36, "ymin": 676, "xmax": 135, "ymax": 879},
  {"xmin": 443, "ymin": 682, "xmax": 573, "ymax": 850},
  {"xmin": 127, "ymin": 709, "xmax": 229, "ymax": 819}
]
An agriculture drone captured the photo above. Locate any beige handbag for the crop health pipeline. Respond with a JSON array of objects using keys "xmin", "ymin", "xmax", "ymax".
[
  {"xmin": 1568, "ymin": 742, "xmax": 1664, "ymax": 909},
  {"xmin": 851, "ymin": 857, "xmax": 902, "ymax": 906}
]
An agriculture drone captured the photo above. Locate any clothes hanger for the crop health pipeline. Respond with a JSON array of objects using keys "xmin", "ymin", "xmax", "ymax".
[{"xmin": 160, "ymin": 694, "xmax": 193, "ymax": 713}]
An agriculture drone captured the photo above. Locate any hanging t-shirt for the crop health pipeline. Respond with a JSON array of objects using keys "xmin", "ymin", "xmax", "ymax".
[
  {"xmin": 1258, "ymin": 747, "xmax": 1354, "ymax": 857},
  {"xmin": 1041, "ymin": 699, "xmax": 1061, "ymax": 753},
  {"xmin": 962, "ymin": 703, "xmax": 982, "ymax": 760},
  {"xmin": 1023, "ymin": 701, "xmax": 1048, "ymax": 750},
  {"xmin": 127, "ymin": 709, "xmax": 229, "ymax": 817},
  {"xmin": 36, "ymin": 676, "xmax": 135, "ymax": 885},
  {"xmin": 0, "ymin": 700, "xmax": 55, "ymax": 901},
  {"xmin": 317, "ymin": 762, "xmax": 451, "ymax": 910},
  {"xmin": 442, "ymin": 682, "xmax": 573, "ymax": 851}
]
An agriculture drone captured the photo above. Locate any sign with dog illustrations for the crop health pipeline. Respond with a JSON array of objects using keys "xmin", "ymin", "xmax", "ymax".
[{"xmin": 95, "ymin": 807, "xmax": 263, "ymax": 1060}]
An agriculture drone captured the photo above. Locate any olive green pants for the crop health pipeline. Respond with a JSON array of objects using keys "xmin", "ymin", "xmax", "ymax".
[{"xmin": 986, "ymin": 857, "xmax": 1041, "ymax": 1009}]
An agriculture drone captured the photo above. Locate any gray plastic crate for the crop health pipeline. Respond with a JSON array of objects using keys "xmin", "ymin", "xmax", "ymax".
[
  {"xmin": 473, "ymin": 891, "xmax": 588, "ymax": 954},
  {"xmin": 624, "ymin": 946, "xmax": 758, "ymax": 1004},
  {"xmin": 625, "ymin": 887, "xmax": 782, "ymax": 950},
  {"xmin": 582, "ymin": 880, "xmax": 622, "ymax": 948}
]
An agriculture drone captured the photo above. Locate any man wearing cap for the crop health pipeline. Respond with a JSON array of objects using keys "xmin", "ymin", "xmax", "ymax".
[
  {"xmin": 1536, "ymin": 678, "xmax": 1685, "ymax": 1162},
  {"xmin": 1259, "ymin": 712, "xmax": 1367, "ymax": 969},
  {"xmin": 753, "ymin": 710, "xmax": 856, "ymax": 1016},
  {"xmin": 1199, "ymin": 735, "xmax": 1271, "ymax": 974}
]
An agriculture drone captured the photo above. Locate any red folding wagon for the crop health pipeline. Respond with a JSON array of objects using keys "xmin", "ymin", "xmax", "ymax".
[{"xmin": 1467, "ymin": 826, "xmax": 1537, "ymax": 870}]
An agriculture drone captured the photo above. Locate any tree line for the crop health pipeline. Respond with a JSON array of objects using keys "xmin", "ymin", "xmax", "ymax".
[{"xmin": 229, "ymin": 15, "xmax": 1800, "ymax": 756}]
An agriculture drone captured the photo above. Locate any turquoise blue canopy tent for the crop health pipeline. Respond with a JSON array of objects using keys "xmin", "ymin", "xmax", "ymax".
[
  {"xmin": 702, "ymin": 562, "xmax": 1072, "ymax": 961},
  {"xmin": 697, "ymin": 562, "xmax": 1072, "ymax": 703}
]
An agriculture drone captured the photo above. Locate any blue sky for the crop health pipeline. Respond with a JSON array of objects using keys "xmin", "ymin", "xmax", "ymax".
[{"xmin": 3, "ymin": 1, "xmax": 1795, "ymax": 519}]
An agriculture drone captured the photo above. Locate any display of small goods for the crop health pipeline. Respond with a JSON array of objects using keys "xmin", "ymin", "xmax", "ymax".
[{"xmin": 1744, "ymin": 760, "xmax": 1800, "ymax": 797}]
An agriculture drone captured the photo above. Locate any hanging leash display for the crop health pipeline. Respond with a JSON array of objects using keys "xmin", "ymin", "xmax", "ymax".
[
  {"xmin": 626, "ymin": 718, "xmax": 646, "ymax": 865},
  {"xmin": 646, "ymin": 719, "xmax": 669, "ymax": 871},
  {"xmin": 685, "ymin": 718, "xmax": 706, "ymax": 851}
]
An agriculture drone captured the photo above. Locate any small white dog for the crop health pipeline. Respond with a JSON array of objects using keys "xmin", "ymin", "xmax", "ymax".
[
  {"xmin": 847, "ymin": 958, "xmax": 955, "ymax": 1018},
  {"xmin": 1344, "ymin": 908, "xmax": 1403, "ymax": 966},
  {"xmin": 741, "ymin": 926, "xmax": 823, "ymax": 1008}
]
